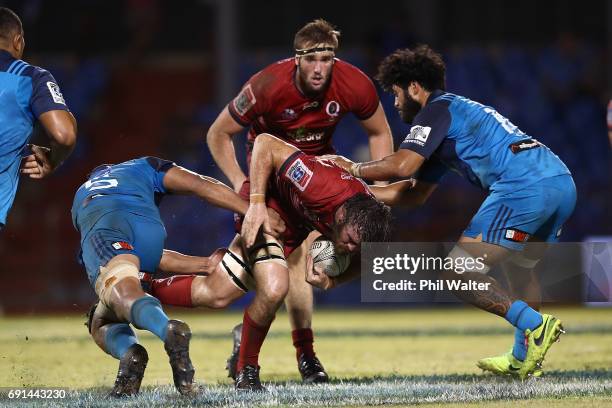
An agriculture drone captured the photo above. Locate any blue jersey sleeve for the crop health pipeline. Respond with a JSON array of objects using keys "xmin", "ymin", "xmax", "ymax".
[
  {"xmin": 145, "ymin": 157, "xmax": 175, "ymax": 194},
  {"xmin": 399, "ymin": 100, "xmax": 451, "ymax": 159},
  {"xmin": 30, "ymin": 67, "xmax": 69, "ymax": 118},
  {"xmin": 415, "ymin": 155, "xmax": 448, "ymax": 183}
]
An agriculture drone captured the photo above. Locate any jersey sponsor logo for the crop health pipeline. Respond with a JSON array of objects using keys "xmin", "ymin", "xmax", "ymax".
[
  {"xmin": 233, "ymin": 84, "xmax": 256, "ymax": 116},
  {"xmin": 288, "ymin": 127, "xmax": 325, "ymax": 143},
  {"xmin": 509, "ymin": 138, "xmax": 542, "ymax": 154},
  {"xmin": 326, "ymin": 100, "xmax": 340, "ymax": 117},
  {"xmin": 46, "ymin": 81, "xmax": 66, "ymax": 105},
  {"xmin": 403, "ymin": 125, "xmax": 432, "ymax": 147},
  {"xmin": 504, "ymin": 228, "xmax": 530, "ymax": 243},
  {"xmin": 112, "ymin": 241, "xmax": 134, "ymax": 251},
  {"xmin": 302, "ymin": 101, "xmax": 319, "ymax": 111},
  {"xmin": 285, "ymin": 158, "xmax": 313, "ymax": 191}
]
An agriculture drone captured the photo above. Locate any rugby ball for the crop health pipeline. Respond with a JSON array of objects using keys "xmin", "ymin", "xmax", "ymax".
[{"xmin": 309, "ymin": 237, "xmax": 351, "ymax": 277}]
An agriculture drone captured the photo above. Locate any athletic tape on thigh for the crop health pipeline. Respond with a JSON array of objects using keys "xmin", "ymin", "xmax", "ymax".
[
  {"xmin": 95, "ymin": 262, "xmax": 140, "ymax": 307},
  {"xmin": 447, "ymin": 245, "xmax": 491, "ymax": 275},
  {"xmin": 221, "ymin": 250, "xmax": 253, "ymax": 292},
  {"xmin": 247, "ymin": 235, "xmax": 287, "ymax": 267}
]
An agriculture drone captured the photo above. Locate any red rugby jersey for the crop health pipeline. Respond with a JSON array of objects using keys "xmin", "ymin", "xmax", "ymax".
[
  {"xmin": 236, "ymin": 152, "xmax": 372, "ymax": 255},
  {"xmin": 227, "ymin": 58, "xmax": 379, "ymax": 157}
]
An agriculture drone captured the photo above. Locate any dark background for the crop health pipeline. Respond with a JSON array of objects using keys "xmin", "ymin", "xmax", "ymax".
[{"xmin": 0, "ymin": 0, "xmax": 610, "ymax": 313}]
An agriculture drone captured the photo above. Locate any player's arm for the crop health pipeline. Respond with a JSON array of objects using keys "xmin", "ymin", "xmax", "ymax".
[
  {"xmin": 159, "ymin": 249, "xmax": 212, "ymax": 274},
  {"xmin": 206, "ymin": 106, "xmax": 247, "ymax": 191},
  {"xmin": 163, "ymin": 165, "xmax": 250, "ymax": 215},
  {"xmin": 370, "ymin": 179, "xmax": 438, "ymax": 208},
  {"xmin": 241, "ymin": 133, "xmax": 298, "ymax": 247},
  {"xmin": 333, "ymin": 148, "xmax": 426, "ymax": 181},
  {"xmin": 359, "ymin": 103, "xmax": 394, "ymax": 183},
  {"xmin": 158, "ymin": 248, "xmax": 225, "ymax": 275}
]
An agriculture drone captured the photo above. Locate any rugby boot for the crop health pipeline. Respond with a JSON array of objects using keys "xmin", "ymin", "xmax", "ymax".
[
  {"xmin": 225, "ymin": 323, "xmax": 242, "ymax": 380},
  {"xmin": 109, "ymin": 343, "xmax": 148, "ymax": 397},
  {"xmin": 477, "ymin": 349, "xmax": 542, "ymax": 377},
  {"xmin": 518, "ymin": 314, "xmax": 564, "ymax": 380},
  {"xmin": 235, "ymin": 364, "xmax": 266, "ymax": 391},
  {"xmin": 298, "ymin": 353, "xmax": 329, "ymax": 384},
  {"xmin": 164, "ymin": 320, "xmax": 197, "ymax": 395}
]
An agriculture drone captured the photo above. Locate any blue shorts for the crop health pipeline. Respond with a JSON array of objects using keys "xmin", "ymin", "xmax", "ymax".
[
  {"xmin": 78, "ymin": 210, "xmax": 166, "ymax": 285},
  {"xmin": 464, "ymin": 174, "xmax": 576, "ymax": 250}
]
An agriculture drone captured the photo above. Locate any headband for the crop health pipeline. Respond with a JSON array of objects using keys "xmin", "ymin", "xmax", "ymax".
[{"xmin": 295, "ymin": 46, "xmax": 336, "ymax": 56}]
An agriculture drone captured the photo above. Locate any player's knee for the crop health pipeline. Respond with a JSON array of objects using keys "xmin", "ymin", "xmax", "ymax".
[
  {"xmin": 259, "ymin": 272, "xmax": 289, "ymax": 305},
  {"xmin": 95, "ymin": 261, "xmax": 140, "ymax": 308},
  {"xmin": 447, "ymin": 245, "xmax": 491, "ymax": 275}
]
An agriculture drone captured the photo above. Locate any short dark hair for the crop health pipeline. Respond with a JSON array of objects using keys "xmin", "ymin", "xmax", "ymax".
[
  {"xmin": 0, "ymin": 8, "xmax": 22, "ymax": 41},
  {"xmin": 376, "ymin": 45, "xmax": 446, "ymax": 92},
  {"xmin": 293, "ymin": 19, "xmax": 340, "ymax": 51},
  {"xmin": 343, "ymin": 193, "xmax": 393, "ymax": 243}
]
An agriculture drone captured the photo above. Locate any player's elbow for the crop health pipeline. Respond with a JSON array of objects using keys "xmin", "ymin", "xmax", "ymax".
[{"xmin": 51, "ymin": 124, "xmax": 77, "ymax": 148}]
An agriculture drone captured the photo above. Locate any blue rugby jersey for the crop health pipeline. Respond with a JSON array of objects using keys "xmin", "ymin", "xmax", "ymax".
[
  {"xmin": 0, "ymin": 50, "xmax": 70, "ymax": 225},
  {"xmin": 71, "ymin": 157, "xmax": 175, "ymax": 234},
  {"xmin": 401, "ymin": 90, "xmax": 571, "ymax": 191}
]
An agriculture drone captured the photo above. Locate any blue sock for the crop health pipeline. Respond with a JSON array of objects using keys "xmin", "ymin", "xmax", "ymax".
[
  {"xmin": 512, "ymin": 327, "xmax": 527, "ymax": 361},
  {"xmin": 130, "ymin": 296, "xmax": 169, "ymax": 341},
  {"xmin": 505, "ymin": 300, "xmax": 543, "ymax": 332},
  {"xmin": 104, "ymin": 323, "xmax": 137, "ymax": 360}
]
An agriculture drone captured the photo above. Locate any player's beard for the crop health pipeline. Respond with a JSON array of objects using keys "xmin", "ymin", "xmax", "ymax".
[
  {"xmin": 298, "ymin": 68, "xmax": 330, "ymax": 97},
  {"xmin": 399, "ymin": 94, "xmax": 422, "ymax": 123}
]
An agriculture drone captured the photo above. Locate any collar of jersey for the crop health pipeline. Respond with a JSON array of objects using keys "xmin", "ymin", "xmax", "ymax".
[{"xmin": 426, "ymin": 89, "xmax": 446, "ymax": 105}]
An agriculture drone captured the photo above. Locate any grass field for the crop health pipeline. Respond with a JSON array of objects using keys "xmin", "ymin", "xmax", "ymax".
[{"xmin": 0, "ymin": 306, "xmax": 611, "ymax": 407}]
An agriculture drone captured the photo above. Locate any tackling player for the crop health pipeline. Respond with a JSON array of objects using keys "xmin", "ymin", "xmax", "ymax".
[
  {"xmin": 0, "ymin": 7, "xmax": 77, "ymax": 229},
  {"xmin": 330, "ymin": 46, "xmax": 575, "ymax": 379},
  {"xmin": 207, "ymin": 18, "xmax": 393, "ymax": 383},
  {"xmin": 150, "ymin": 134, "xmax": 393, "ymax": 390},
  {"xmin": 74, "ymin": 157, "xmax": 283, "ymax": 396}
]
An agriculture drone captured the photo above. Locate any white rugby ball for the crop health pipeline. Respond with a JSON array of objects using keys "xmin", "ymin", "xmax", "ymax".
[{"xmin": 309, "ymin": 237, "xmax": 351, "ymax": 277}]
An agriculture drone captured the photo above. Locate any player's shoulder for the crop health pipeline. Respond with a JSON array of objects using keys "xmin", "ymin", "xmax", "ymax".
[
  {"xmin": 248, "ymin": 58, "xmax": 294, "ymax": 97},
  {"xmin": 333, "ymin": 59, "xmax": 373, "ymax": 83},
  {"xmin": 412, "ymin": 91, "xmax": 453, "ymax": 125}
]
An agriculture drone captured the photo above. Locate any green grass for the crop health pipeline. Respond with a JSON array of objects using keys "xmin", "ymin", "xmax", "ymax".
[{"xmin": 0, "ymin": 307, "xmax": 611, "ymax": 406}]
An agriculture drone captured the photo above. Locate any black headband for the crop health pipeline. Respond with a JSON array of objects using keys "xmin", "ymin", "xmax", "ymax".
[{"xmin": 295, "ymin": 46, "xmax": 336, "ymax": 56}]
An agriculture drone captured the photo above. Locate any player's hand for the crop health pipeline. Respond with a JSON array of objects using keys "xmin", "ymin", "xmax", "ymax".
[
  {"xmin": 264, "ymin": 207, "xmax": 286, "ymax": 237},
  {"xmin": 20, "ymin": 145, "xmax": 54, "ymax": 179},
  {"xmin": 205, "ymin": 247, "xmax": 227, "ymax": 274},
  {"xmin": 241, "ymin": 202, "xmax": 270, "ymax": 247},
  {"xmin": 319, "ymin": 154, "xmax": 354, "ymax": 173},
  {"xmin": 305, "ymin": 253, "xmax": 335, "ymax": 290}
]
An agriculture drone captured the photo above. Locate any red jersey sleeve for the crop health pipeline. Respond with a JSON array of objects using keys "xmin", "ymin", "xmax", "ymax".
[
  {"xmin": 227, "ymin": 71, "xmax": 271, "ymax": 126},
  {"xmin": 343, "ymin": 65, "xmax": 379, "ymax": 120}
]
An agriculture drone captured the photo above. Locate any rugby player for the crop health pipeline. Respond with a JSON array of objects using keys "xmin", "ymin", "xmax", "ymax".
[
  {"xmin": 0, "ymin": 7, "xmax": 77, "ymax": 229},
  {"xmin": 150, "ymin": 134, "xmax": 393, "ymax": 390},
  {"xmin": 329, "ymin": 46, "xmax": 575, "ymax": 379},
  {"xmin": 74, "ymin": 157, "xmax": 283, "ymax": 396},
  {"xmin": 207, "ymin": 18, "xmax": 393, "ymax": 383}
]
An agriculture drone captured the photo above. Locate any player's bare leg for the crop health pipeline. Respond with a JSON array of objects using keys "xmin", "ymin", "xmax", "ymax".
[
  {"xmin": 96, "ymin": 254, "xmax": 196, "ymax": 395},
  {"xmin": 284, "ymin": 231, "xmax": 329, "ymax": 383},
  {"xmin": 86, "ymin": 301, "xmax": 147, "ymax": 397},
  {"xmin": 478, "ymin": 240, "xmax": 547, "ymax": 375},
  {"xmin": 445, "ymin": 235, "xmax": 563, "ymax": 378},
  {"xmin": 234, "ymin": 233, "xmax": 289, "ymax": 391}
]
